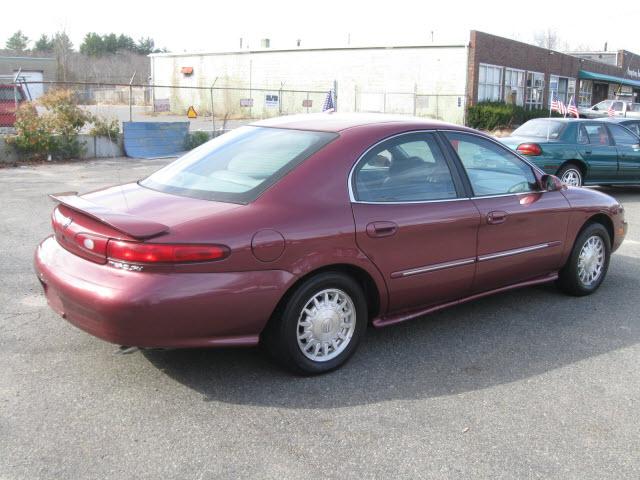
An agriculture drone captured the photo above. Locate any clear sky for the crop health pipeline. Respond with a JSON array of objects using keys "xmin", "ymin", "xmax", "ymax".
[{"xmin": 2, "ymin": 0, "xmax": 639, "ymax": 54}]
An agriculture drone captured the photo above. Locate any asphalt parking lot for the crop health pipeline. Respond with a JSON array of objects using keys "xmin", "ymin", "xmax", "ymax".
[{"xmin": 1, "ymin": 158, "xmax": 639, "ymax": 479}]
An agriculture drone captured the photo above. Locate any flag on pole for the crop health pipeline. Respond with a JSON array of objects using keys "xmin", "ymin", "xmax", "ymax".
[
  {"xmin": 550, "ymin": 93, "xmax": 567, "ymax": 116},
  {"xmin": 566, "ymin": 96, "xmax": 579, "ymax": 119},
  {"xmin": 322, "ymin": 89, "xmax": 335, "ymax": 112}
]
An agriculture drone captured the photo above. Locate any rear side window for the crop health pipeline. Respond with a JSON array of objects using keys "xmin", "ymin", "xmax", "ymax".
[
  {"xmin": 141, "ymin": 126, "xmax": 336, "ymax": 204},
  {"xmin": 608, "ymin": 124, "xmax": 639, "ymax": 145},
  {"xmin": 352, "ymin": 133, "xmax": 458, "ymax": 202},
  {"xmin": 583, "ymin": 124, "xmax": 611, "ymax": 145},
  {"xmin": 444, "ymin": 132, "xmax": 537, "ymax": 196}
]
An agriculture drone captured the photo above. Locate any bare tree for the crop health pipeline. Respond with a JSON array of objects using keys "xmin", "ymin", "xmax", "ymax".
[{"xmin": 533, "ymin": 29, "xmax": 559, "ymax": 50}]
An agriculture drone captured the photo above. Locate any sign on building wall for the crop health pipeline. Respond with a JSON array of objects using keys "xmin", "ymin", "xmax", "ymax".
[
  {"xmin": 265, "ymin": 94, "xmax": 279, "ymax": 107},
  {"xmin": 154, "ymin": 98, "xmax": 170, "ymax": 112}
]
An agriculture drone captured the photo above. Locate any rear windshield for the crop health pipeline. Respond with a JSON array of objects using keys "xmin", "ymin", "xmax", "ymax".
[
  {"xmin": 141, "ymin": 126, "xmax": 337, "ymax": 204},
  {"xmin": 512, "ymin": 119, "xmax": 565, "ymax": 139}
]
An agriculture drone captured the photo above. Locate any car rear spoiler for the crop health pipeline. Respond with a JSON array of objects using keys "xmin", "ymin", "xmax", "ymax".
[{"xmin": 49, "ymin": 192, "xmax": 169, "ymax": 240}]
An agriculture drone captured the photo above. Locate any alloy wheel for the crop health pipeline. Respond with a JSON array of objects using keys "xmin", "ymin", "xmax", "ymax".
[
  {"xmin": 296, "ymin": 288, "xmax": 356, "ymax": 362},
  {"xmin": 577, "ymin": 235, "xmax": 605, "ymax": 286},
  {"xmin": 561, "ymin": 168, "xmax": 582, "ymax": 187}
]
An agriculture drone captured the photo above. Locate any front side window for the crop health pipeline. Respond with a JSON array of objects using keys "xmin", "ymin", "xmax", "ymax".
[
  {"xmin": 621, "ymin": 122, "xmax": 640, "ymax": 137},
  {"xmin": 608, "ymin": 124, "xmax": 640, "ymax": 145},
  {"xmin": 0, "ymin": 87, "xmax": 24, "ymax": 102},
  {"xmin": 444, "ymin": 132, "xmax": 537, "ymax": 196},
  {"xmin": 353, "ymin": 133, "xmax": 458, "ymax": 202},
  {"xmin": 142, "ymin": 126, "xmax": 336, "ymax": 203}
]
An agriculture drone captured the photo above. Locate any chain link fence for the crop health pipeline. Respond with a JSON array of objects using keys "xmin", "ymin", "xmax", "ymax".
[
  {"xmin": 354, "ymin": 87, "xmax": 466, "ymax": 124},
  {"xmin": 0, "ymin": 80, "xmax": 333, "ymax": 134},
  {"xmin": 2, "ymin": 80, "xmax": 466, "ymax": 131}
]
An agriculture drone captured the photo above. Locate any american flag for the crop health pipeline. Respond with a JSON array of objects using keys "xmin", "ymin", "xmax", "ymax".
[
  {"xmin": 322, "ymin": 89, "xmax": 335, "ymax": 112},
  {"xmin": 550, "ymin": 94, "xmax": 566, "ymax": 115},
  {"xmin": 607, "ymin": 103, "xmax": 615, "ymax": 117},
  {"xmin": 566, "ymin": 96, "xmax": 579, "ymax": 118}
]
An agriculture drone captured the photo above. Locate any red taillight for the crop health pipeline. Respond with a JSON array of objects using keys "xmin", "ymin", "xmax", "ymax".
[
  {"xmin": 516, "ymin": 143, "xmax": 542, "ymax": 156},
  {"xmin": 106, "ymin": 240, "xmax": 229, "ymax": 264}
]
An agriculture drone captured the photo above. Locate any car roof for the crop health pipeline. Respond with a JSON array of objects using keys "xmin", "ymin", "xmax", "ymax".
[
  {"xmin": 525, "ymin": 117, "xmax": 613, "ymax": 124},
  {"xmin": 601, "ymin": 117, "xmax": 639, "ymax": 124},
  {"xmin": 250, "ymin": 113, "xmax": 466, "ymax": 133}
]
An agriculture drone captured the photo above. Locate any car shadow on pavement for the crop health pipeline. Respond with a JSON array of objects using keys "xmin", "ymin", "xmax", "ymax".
[{"xmin": 143, "ymin": 253, "xmax": 640, "ymax": 409}]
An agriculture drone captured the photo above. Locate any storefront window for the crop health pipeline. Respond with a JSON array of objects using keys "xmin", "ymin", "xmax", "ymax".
[
  {"xmin": 525, "ymin": 71, "xmax": 544, "ymax": 110},
  {"xmin": 548, "ymin": 75, "xmax": 574, "ymax": 105},
  {"xmin": 504, "ymin": 68, "xmax": 525, "ymax": 106},
  {"xmin": 478, "ymin": 63, "xmax": 503, "ymax": 102},
  {"xmin": 578, "ymin": 80, "xmax": 592, "ymax": 107}
]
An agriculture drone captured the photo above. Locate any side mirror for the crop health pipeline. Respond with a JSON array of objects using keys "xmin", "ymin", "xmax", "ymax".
[{"xmin": 540, "ymin": 174, "xmax": 563, "ymax": 191}]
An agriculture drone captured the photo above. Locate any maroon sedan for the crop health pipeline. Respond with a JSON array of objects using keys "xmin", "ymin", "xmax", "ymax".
[{"xmin": 35, "ymin": 114, "xmax": 627, "ymax": 374}]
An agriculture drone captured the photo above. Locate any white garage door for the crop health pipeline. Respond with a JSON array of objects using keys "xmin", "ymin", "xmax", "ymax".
[{"xmin": 14, "ymin": 71, "xmax": 44, "ymax": 100}]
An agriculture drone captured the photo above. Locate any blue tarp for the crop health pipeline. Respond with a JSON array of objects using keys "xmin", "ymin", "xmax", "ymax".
[{"xmin": 123, "ymin": 122, "xmax": 189, "ymax": 159}]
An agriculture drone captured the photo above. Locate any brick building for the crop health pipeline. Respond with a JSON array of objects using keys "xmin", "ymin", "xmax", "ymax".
[{"xmin": 467, "ymin": 31, "xmax": 640, "ymax": 111}]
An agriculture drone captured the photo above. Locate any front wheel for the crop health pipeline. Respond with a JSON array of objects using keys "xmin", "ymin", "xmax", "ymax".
[
  {"xmin": 558, "ymin": 164, "xmax": 583, "ymax": 187},
  {"xmin": 264, "ymin": 272, "xmax": 367, "ymax": 374},
  {"xmin": 557, "ymin": 223, "xmax": 611, "ymax": 296}
]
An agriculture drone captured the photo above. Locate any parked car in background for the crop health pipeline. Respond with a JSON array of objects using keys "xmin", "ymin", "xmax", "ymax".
[
  {"xmin": 500, "ymin": 118, "xmax": 640, "ymax": 186},
  {"xmin": 0, "ymin": 84, "xmax": 26, "ymax": 127},
  {"xmin": 579, "ymin": 99, "xmax": 640, "ymax": 119},
  {"xmin": 603, "ymin": 117, "xmax": 640, "ymax": 137},
  {"xmin": 35, "ymin": 114, "xmax": 627, "ymax": 374}
]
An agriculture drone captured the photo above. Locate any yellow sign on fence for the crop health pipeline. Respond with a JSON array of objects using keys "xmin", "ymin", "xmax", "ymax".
[{"xmin": 187, "ymin": 106, "xmax": 197, "ymax": 119}]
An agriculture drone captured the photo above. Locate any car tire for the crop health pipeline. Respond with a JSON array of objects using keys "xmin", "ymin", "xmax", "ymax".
[
  {"xmin": 264, "ymin": 272, "xmax": 367, "ymax": 375},
  {"xmin": 557, "ymin": 223, "xmax": 611, "ymax": 296},
  {"xmin": 557, "ymin": 163, "xmax": 583, "ymax": 187}
]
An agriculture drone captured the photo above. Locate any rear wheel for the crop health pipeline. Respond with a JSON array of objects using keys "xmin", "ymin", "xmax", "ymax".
[
  {"xmin": 558, "ymin": 163, "xmax": 583, "ymax": 187},
  {"xmin": 264, "ymin": 272, "xmax": 367, "ymax": 374},
  {"xmin": 557, "ymin": 223, "xmax": 611, "ymax": 296}
]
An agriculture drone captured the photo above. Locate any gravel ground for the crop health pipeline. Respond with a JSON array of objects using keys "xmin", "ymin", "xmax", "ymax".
[{"xmin": 0, "ymin": 157, "xmax": 639, "ymax": 479}]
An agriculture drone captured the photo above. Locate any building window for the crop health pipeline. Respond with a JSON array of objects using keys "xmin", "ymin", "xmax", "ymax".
[
  {"xmin": 525, "ymin": 71, "xmax": 544, "ymax": 110},
  {"xmin": 549, "ymin": 75, "xmax": 576, "ymax": 106},
  {"xmin": 578, "ymin": 80, "xmax": 593, "ymax": 107},
  {"xmin": 504, "ymin": 68, "xmax": 525, "ymax": 106},
  {"xmin": 478, "ymin": 63, "xmax": 503, "ymax": 102}
]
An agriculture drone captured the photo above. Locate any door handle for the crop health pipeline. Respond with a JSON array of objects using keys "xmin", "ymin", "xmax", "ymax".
[
  {"xmin": 487, "ymin": 211, "xmax": 508, "ymax": 225},
  {"xmin": 366, "ymin": 221, "xmax": 398, "ymax": 238},
  {"xmin": 584, "ymin": 150, "xmax": 592, "ymax": 155}
]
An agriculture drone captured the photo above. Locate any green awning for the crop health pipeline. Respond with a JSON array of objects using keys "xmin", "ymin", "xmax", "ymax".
[{"xmin": 579, "ymin": 70, "xmax": 640, "ymax": 88}]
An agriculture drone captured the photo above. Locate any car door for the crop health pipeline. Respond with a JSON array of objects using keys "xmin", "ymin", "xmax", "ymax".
[
  {"xmin": 440, "ymin": 131, "xmax": 571, "ymax": 293},
  {"xmin": 350, "ymin": 131, "xmax": 481, "ymax": 313},
  {"xmin": 607, "ymin": 123, "xmax": 640, "ymax": 180},
  {"xmin": 576, "ymin": 123, "xmax": 619, "ymax": 182}
]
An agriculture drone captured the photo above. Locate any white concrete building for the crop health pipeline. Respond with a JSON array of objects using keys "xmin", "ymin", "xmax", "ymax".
[{"xmin": 149, "ymin": 43, "xmax": 469, "ymax": 124}]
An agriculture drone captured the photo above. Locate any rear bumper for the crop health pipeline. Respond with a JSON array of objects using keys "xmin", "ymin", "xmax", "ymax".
[{"xmin": 34, "ymin": 236, "xmax": 293, "ymax": 348}]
